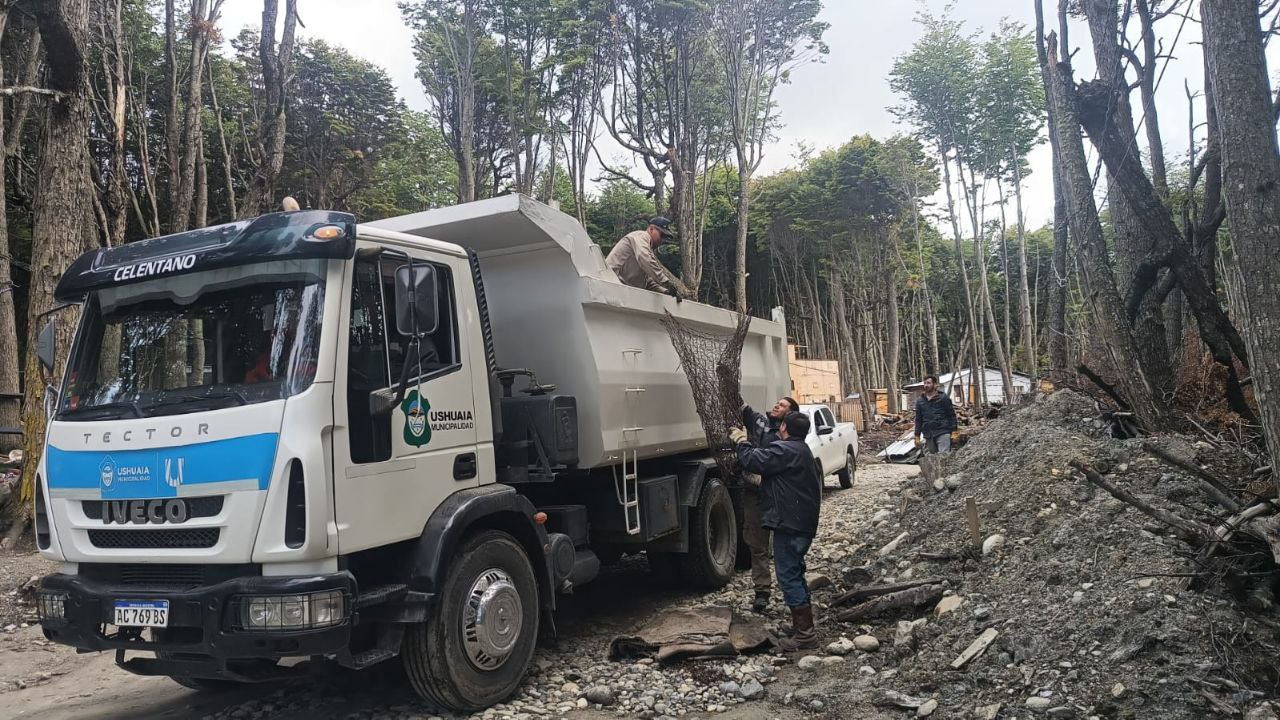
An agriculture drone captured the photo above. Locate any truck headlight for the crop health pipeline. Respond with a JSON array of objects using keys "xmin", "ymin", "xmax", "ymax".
[
  {"xmin": 234, "ymin": 590, "xmax": 346, "ymax": 631},
  {"xmin": 37, "ymin": 592, "xmax": 67, "ymax": 624}
]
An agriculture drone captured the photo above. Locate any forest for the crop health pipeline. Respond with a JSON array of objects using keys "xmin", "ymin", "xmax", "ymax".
[{"xmin": 2, "ymin": 0, "xmax": 1280, "ymax": 532}]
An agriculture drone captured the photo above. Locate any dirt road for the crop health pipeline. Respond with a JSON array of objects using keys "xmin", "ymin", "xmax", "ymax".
[{"xmin": 0, "ymin": 462, "xmax": 917, "ymax": 720}]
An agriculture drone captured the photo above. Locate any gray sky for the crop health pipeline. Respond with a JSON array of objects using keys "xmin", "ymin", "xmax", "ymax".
[{"xmin": 216, "ymin": 0, "xmax": 1231, "ymax": 229}]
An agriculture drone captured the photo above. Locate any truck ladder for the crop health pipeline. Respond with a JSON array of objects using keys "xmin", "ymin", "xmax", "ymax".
[{"xmin": 617, "ymin": 348, "xmax": 646, "ymax": 535}]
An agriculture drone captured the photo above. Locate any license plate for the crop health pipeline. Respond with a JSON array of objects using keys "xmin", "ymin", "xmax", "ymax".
[{"xmin": 113, "ymin": 600, "xmax": 169, "ymax": 627}]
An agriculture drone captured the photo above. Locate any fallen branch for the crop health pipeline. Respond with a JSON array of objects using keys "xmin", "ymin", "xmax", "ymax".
[
  {"xmin": 1144, "ymin": 441, "xmax": 1241, "ymax": 511},
  {"xmin": 1069, "ymin": 460, "xmax": 1209, "ymax": 544},
  {"xmin": 951, "ymin": 628, "xmax": 999, "ymax": 669},
  {"xmin": 831, "ymin": 578, "xmax": 943, "ymax": 608},
  {"xmin": 1076, "ymin": 364, "xmax": 1128, "ymax": 410},
  {"xmin": 835, "ymin": 584, "xmax": 944, "ymax": 623}
]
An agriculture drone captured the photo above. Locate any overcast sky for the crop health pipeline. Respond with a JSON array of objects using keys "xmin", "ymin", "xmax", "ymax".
[{"xmin": 216, "ymin": 0, "xmax": 1236, "ymax": 229}]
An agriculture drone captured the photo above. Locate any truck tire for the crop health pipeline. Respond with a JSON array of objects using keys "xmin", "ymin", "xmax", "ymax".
[
  {"xmin": 680, "ymin": 478, "xmax": 738, "ymax": 589},
  {"xmin": 837, "ymin": 449, "xmax": 856, "ymax": 489},
  {"xmin": 403, "ymin": 530, "xmax": 539, "ymax": 712}
]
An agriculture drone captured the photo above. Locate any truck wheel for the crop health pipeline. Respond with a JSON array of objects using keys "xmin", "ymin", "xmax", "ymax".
[
  {"xmin": 837, "ymin": 450, "xmax": 856, "ymax": 489},
  {"xmin": 680, "ymin": 478, "xmax": 738, "ymax": 589},
  {"xmin": 403, "ymin": 530, "xmax": 539, "ymax": 712}
]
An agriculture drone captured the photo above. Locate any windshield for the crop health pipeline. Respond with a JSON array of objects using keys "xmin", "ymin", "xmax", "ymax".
[{"xmin": 58, "ymin": 259, "xmax": 327, "ymax": 421}]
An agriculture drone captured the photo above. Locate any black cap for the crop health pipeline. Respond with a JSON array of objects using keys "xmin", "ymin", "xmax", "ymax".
[{"xmin": 649, "ymin": 216, "xmax": 677, "ymax": 240}]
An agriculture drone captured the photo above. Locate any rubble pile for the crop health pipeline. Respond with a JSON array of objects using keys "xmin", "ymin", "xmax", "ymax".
[{"xmin": 826, "ymin": 390, "xmax": 1280, "ymax": 719}]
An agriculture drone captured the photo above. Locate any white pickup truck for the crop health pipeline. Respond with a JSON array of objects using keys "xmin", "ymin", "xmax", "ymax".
[{"xmin": 800, "ymin": 403, "xmax": 858, "ymax": 489}]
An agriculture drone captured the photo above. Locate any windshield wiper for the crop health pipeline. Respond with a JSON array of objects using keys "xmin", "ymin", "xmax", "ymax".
[
  {"xmin": 144, "ymin": 389, "xmax": 249, "ymax": 414},
  {"xmin": 59, "ymin": 400, "xmax": 144, "ymax": 419}
]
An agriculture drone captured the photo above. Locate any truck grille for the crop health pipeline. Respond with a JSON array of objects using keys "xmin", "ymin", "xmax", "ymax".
[
  {"xmin": 88, "ymin": 528, "xmax": 220, "ymax": 549},
  {"xmin": 81, "ymin": 496, "xmax": 224, "ymax": 521},
  {"xmin": 79, "ymin": 563, "xmax": 260, "ymax": 590}
]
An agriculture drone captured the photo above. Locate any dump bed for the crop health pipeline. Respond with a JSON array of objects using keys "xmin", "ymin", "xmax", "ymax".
[{"xmin": 368, "ymin": 195, "xmax": 790, "ymax": 469}]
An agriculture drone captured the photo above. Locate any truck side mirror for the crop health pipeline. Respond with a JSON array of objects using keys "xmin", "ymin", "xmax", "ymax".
[
  {"xmin": 817, "ymin": 426, "xmax": 834, "ymax": 436},
  {"xmin": 37, "ymin": 319, "xmax": 57, "ymax": 374},
  {"xmin": 369, "ymin": 388, "xmax": 398, "ymax": 418},
  {"xmin": 394, "ymin": 263, "xmax": 438, "ymax": 338}
]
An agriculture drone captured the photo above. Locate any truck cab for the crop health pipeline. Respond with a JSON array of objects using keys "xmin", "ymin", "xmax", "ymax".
[{"xmin": 32, "ymin": 197, "xmax": 790, "ymax": 711}]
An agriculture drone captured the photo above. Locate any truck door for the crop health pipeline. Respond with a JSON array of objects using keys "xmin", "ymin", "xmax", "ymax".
[{"xmin": 332, "ymin": 244, "xmax": 480, "ymax": 553}]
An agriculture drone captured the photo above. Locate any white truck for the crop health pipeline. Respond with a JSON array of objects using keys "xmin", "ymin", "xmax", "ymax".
[
  {"xmin": 800, "ymin": 403, "xmax": 858, "ymax": 489},
  {"xmin": 30, "ymin": 195, "xmax": 790, "ymax": 711}
]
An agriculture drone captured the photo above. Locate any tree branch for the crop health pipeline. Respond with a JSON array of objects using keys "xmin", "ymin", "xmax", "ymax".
[{"xmin": 0, "ymin": 86, "xmax": 64, "ymax": 99}]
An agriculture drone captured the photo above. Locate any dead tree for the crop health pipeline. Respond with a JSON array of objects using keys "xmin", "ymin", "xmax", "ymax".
[{"xmin": 241, "ymin": 0, "xmax": 298, "ymax": 217}]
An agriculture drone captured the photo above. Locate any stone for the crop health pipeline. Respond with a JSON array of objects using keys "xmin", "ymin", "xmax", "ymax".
[
  {"xmin": 917, "ymin": 699, "xmax": 939, "ymax": 717},
  {"xmin": 973, "ymin": 606, "xmax": 993, "ymax": 621},
  {"xmin": 934, "ymin": 595, "xmax": 964, "ymax": 617},
  {"xmin": 1246, "ymin": 703, "xmax": 1279, "ymax": 720},
  {"xmin": 805, "ymin": 573, "xmax": 832, "ymax": 591},
  {"xmin": 1137, "ymin": 578, "xmax": 1155, "ymax": 589},
  {"xmin": 821, "ymin": 656, "xmax": 845, "ymax": 667},
  {"xmin": 1026, "ymin": 697, "xmax": 1053, "ymax": 711},
  {"xmin": 944, "ymin": 475, "xmax": 963, "ymax": 491},
  {"xmin": 842, "ymin": 565, "xmax": 875, "ymax": 586},
  {"xmin": 561, "ymin": 682, "xmax": 580, "ymax": 695},
  {"xmin": 576, "ymin": 699, "xmax": 588, "ymax": 709},
  {"xmin": 982, "ymin": 534, "xmax": 1006, "ymax": 556},
  {"xmin": 872, "ymin": 510, "xmax": 894, "ymax": 523},
  {"xmin": 740, "ymin": 681, "xmax": 765, "ymax": 700},
  {"xmin": 975, "ymin": 704, "xmax": 1003, "ymax": 720},
  {"xmin": 932, "ymin": 478, "xmax": 946, "ymax": 492},
  {"xmin": 718, "ymin": 682, "xmax": 741, "ymax": 696},
  {"xmin": 895, "ymin": 618, "xmax": 927, "ymax": 647},
  {"xmin": 1111, "ymin": 683, "xmax": 1126, "ymax": 699},
  {"xmin": 797, "ymin": 656, "xmax": 824, "ymax": 671},
  {"xmin": 826, "ymin": 637, "xmax": 856, "ymax": 656},
  {"xmin": 1047, "ymin": 708, "xmax": 1074, "ymax": 718},
  {"xmin": 585, "ymin": 687, "xmax": 616, "ymax": 706},
  {"xmin": 854, "ymin": 635, "xmax": 880, "ymax": 652}
]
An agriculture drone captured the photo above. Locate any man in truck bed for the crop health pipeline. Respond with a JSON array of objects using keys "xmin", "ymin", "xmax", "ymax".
[{"xmin": 606, "ymin": 216, "xmax": 689, "ymax": 297}]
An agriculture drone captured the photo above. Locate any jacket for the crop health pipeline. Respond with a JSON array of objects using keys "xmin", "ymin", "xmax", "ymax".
[
  {"xmin": 914, "ymin": 392, "xmax": 957, "ymax": 439},
  {"xmin": 606, "ymin": 230, "xmax": 686, "ymax": 295},
  {"xmin": 735, "ymin": 437, "xmax": 820, "ymax": 538},
  {"xmin": 742, "ymin": 404, "xmax": 781, "ymax": 448}
]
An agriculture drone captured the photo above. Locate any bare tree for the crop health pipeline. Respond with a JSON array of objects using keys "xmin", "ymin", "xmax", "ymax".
[{"xmin": 242, "ymin": 0, "xmax": 299, "ymax": 216}]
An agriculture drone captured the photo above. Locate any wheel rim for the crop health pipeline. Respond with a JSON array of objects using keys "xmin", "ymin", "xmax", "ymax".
[
  {"xmin": 462, "ymin": 568, "xmax": 524, "ymax": 671},
  {"xmin": 708, "ymin": 493, "xmax": 734, "ymax": 571}
]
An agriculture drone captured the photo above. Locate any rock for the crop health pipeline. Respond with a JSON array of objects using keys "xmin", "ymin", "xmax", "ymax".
[
  {"xmin": 872, "ymin": 510, "xmax": 894, "ymax": 523},
  {"xmin": 718, "ymin": 681, "xmax": 741, "ymax": 696},
  {"xmin": 932, "ymin": 478, "xmax": 946, "ymax": 492},
  {"xmin": 895, "ymin": 618, "xmax": 927, "ymax": 647},
  {"xmin": 858, "ymin": 665, "xmax": 876, "ymax": 676},
  {"xmin": 982, "ymin": 534, "xmax": 1006, "ymax": 556},
  {"xmin": 741, "ymin": 681, "xmax": 765, "ymax": 700},
  {"xmin": 576, "ymin": 699, "xmax": 588, "ymax": 709},
  {"xmin": 585, "ymin": 686, "xmax": 616, "ymax": 706},
  {"xmin": 805, "ymin": 573, "xmax": 832, "ymax": 591},
  {"xmin": 1137, "ymin": 578, "xmax": 1155, "ymax": 589},
  {"xmin": 1026, "ymin": 697, "xmax": 1053, "ymax": 711},
  {"xmin": 842, "ymin": 565, "xmax": 875, "ymax": 586},
  {"xmin": 826, "ymin": 637, "xmax": 856, "ymax": 656},
  {"xmin": 561, "ymin": 682, "xmax": 580, "ymax": 695},
  {"xmin": 973, "ymin": 606, "xmax": 993, "ymax": 621},
  {"xmin": 854, "ymin": 635, "xmax": 880, "ymax": 652},
  {"xmin": 809, "ymin": 700, "xmax": 825, "ymax": 711},
  {"xmin": 879, "ymin": 532, "xmax": 909, "ymax": 557},
  {"xmin": 797, "ymin": 656, "xmax": 824, "ymax": 671},
  {"xmin": 917, "ymin": 699, "xmax": 938, "ymax": 717},
  {"xmin": 944, "ymin": 475, "xmax": 963, "ymax": 491},
  {"xmin": 975, "ymin": 704, "xmax": 1003, "ymax": 720},
  {"xmin": 1046, "ymin": 708, "xmax": 1074, "ymax": 718},
  {"xmin": 1246, "ymin": 703, "xmax": 1279, "ymax": 720},
  {"xmin": 934, "ymin": 595, "xmax": 964, "ymax": 617},
  {"xmin": 821, "ymin": 656, "xmax": 845, "ymax": 667},
  {"xmin": 1111, "ymin": 683, "xmax": 1126, "ymax": 698}
]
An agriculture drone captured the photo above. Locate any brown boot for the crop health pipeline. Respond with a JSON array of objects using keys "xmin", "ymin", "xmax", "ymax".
[{"xmin": 776, "ymin": 604, "xmax": 817, "ymax": 651}]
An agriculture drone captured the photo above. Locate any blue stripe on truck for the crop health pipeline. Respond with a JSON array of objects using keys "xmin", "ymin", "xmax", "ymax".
[{"xmin": 45, "ymin": 433, "xmax": 279, "ymax": 499}]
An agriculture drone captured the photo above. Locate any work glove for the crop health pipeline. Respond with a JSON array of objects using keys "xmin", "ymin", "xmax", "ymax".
[
  {"xmin": 745, "ymin": 472, "xmax": 762, "ymax": 487},
  {"xmin": 950, "ymin": 431, "xmax": 959, "ymax": 443},
  {"xmin": 729, "ymin": 427, "xmax": 748, "ymax": 445},
  {"xmin": 913, "ymin": 435, "xmax": 923, "ymax": 448}
]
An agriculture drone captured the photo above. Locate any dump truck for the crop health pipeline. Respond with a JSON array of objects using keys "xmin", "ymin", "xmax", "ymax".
[{"xmin": 31, "ymin": 194, "xmax": 789, "ymax": 711}]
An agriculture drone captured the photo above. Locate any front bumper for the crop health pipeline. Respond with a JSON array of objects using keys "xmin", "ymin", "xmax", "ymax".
[{"xmin": 38, "ymin": 570, "xmax": 355, "ymax": 680}]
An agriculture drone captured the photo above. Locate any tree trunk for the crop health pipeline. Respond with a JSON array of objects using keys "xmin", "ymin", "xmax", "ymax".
[
  {"xmin": 885, "ymin": 245, "xmax": 901, "ymax": 413},
  {"xmin": 940, "ymin": 153, "xmax": 985, "ymax": 407},
  {"xmin": 1048, "ymin": 162, "xmax": 1070, "ymax": 373},
  {"xmin": 18, "ymin": 0, "xmax": 93, "ymax": 513},
  {"xmin": 734, "ymin": 157, "xmax": 749, "ymax": 313},
  {"xmin": 0, "ymin": 13, "xmax": 18, "ymax": 453},
  {"xmin": 242, "ymin": 0, "xmax": 298, "ymax": 217},
  {"xmin": 208, "ymin": 61, "xmax": 237, "ymax": 220},
  {"xmin": 912, "ymin": 198, "xmax": 941, "ymax": 373},
  {"xmin": 1202, "ymin": 0, "xmax": 1280, "ymax": 486},
  {"xmin": 1012, "ymin": 148, "xmax": 1037, "ymax": 378},
  {"xmin": 1042, "ymin": 33, "xmax": 1166, "ymax": 429}
]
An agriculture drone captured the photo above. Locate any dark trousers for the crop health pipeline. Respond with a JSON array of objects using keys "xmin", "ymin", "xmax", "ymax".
[
  {"xmin": 741, "ymin": 483, "xmax": 772, "ymax": 592},
  {"xmin": 772, "ymin": 529, "xmax": 813, "ymax": 608}
]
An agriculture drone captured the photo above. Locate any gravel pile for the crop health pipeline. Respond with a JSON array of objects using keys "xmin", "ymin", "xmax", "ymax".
[{"xmin": 819, "ymin": 390, "xmax": 1280, "ymax": 719}]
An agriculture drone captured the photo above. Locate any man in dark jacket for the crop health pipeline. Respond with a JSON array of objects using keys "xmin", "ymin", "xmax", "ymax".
[
  {"xmin": 914, "ymin": 375, "xmax": 958, "ymax": 455},
  {"xmin": 738, "ymin": 396, "xmax": 798, "ymax": 612},
  {"xmin": 732, "ymin": 411, "xmax": 821, "ymax": 650}
]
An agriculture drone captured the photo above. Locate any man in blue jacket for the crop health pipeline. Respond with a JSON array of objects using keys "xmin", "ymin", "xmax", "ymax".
[
  {"xmin": 914, "ymin": 375, "xmax": 958, "ymax": 455},
  {"xmin": 731, "ymin": 411, "xmax": 821, "ymax": 650},
  {"xmin": 739, "ymin": 396, "xmax": 798, "ymax": 612}
]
